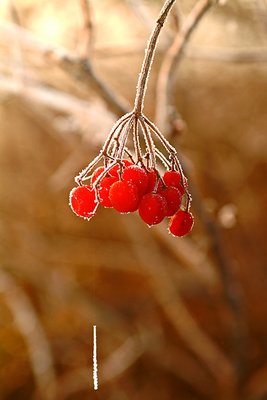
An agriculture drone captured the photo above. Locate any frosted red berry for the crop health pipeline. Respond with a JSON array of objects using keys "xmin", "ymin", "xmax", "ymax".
[
  {"xmin": 122, "ymin": 165, "xmax": 148, "ymax": 195},
  {"xmin": 69, "ymin": 185, "xmax": 98, "ymax": 219},
  {"xmin": 168, "ymin": 210, "xmax": 194, "ymax": 237},
  {"xmin": 138, "ymin": 193, "xmax": 167, "ymax": 226},
  {"xmin": 163, "ymin": 170, "xmax": 181, "ymax": 187},
  {"xmin": 109, "ymin": 159, "xmax": 133, "ymax": 179},
  {"xmin": 91, "ymin": 166, "xmax": 105, "ymax": 184},
  {"xmin": 98, "ymin": 176, "xmax": 118, "ymax": 208},
  {"xmin": 109, "ymin": 180, "xmax": 140, "ymax": 213},
  {"xmin": 159, "ymin": 186, "xmax": 182, "ymax": 217}
]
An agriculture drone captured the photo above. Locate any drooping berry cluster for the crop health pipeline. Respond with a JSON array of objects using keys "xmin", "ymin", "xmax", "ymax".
[{"xmin": 69, "ymin": 113, "xmax": 194, "ymax": 237}]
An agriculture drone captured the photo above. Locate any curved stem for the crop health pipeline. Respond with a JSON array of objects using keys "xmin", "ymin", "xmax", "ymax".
[
  {"xmin": 134, "ymin": 0, "xmax": 176, "ymax": 114},
  {"xmin": 138, "ymin": 118, "xmax": 156, "ymax": 169}
]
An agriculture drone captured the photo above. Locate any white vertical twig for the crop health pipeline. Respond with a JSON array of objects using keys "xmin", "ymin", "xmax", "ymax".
[{"xmin": 93, "ymin": 325, "xmax": 98, "ymax": 390}]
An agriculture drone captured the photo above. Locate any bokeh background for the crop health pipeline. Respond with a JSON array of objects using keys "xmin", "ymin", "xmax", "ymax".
[{"xmin": 0, "ymin": 0, "xmax": 267, "ymax": 399}]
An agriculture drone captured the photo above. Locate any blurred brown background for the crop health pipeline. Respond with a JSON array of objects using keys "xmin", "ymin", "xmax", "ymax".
[{"xmin": 0, "ymin": 0, "xmax": 267, "ymax": 399}]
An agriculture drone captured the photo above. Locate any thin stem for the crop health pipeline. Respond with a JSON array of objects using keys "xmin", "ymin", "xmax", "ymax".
[
  {"xmin": 75, "ymin": 112, "xmax": 133, "ymax": 183},
  {"xmin": 124, "ymin": 147, "xmax": 135, "ymax": 163},
  {"xmin": 93, "ymin": 117, "xmax": 134, "ymax": 188},
  {"xmin": 144, "ymin": 115, "xmax": 176, "ymax": 155},
  {"xmin": 144, "ymin": 115, "xmax": 191, "ymax": 207},
  {"xmin": 134, "ymin": 0, "xmax": 176, "ymax": 114},
  {"xmin": 75, "ymin": 152, "xmax": 103, "ymax": 185},
  {"xmin": 117, "ymin": 116, "xmax": 135, "ymax": 160},
  {"xmin": 102, "ymin": 112, "xmax": 133, "ymax": 154},
  {"xmin": 92, "ymin": 159, "xmax": 117, "ymax": 190},
  {"xmin": 138, "ymin": 118, "xmax": 156, "ymax": 169},
  {"xmin": 106, "ymin": 116, "xmax": 132, "ymax": 158},
  {"xmin": 155, "ymin": 148, "xmax": 171, "ymax": 169},
  {"xmin": 133, "ymin": 116, "xmax": 143, "ymax": 163}
]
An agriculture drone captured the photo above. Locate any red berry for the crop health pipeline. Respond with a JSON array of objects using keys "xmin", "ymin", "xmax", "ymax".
[
  {"xmin": 146, "ymin": 169, "xmax": 158, "ymax": 192},
  {"xmin": 163, "ymin": 170, "xmax": 181, "ymax": 187},
  {"xmin": 109, "ymin": 159, "xmax": 133, "ymax": 178},
  {"xmin": 168, "ymin": 210, "xmax": 194, "ymax": 237},
  {"xmin": 159, "ymin": 186, "xmax": 182, "ymax": 217},
  {"xmin": 69, "ymin": 186, "xmax": 98, "ymax": 219},
  {"xmin": 91, "ymin": 166, "xmax": 105, "ymax": 184},
  {"xmin": 98, "ymin": 176, "xmax": 117, "ymax": 208},
  {"xmin": 122, "ymin": 165, "xmax": 148, "ymax": 195},
  {"xmin": 109, "ymin": 181, "xmax": 140, "ymax": 213},
  {"xmin": 138, "ymin": 193, "xmax": 167, "ymax": 226}
]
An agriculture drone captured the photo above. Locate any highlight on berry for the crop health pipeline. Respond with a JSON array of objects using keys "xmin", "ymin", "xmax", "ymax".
[{"xmin": 69, "ymin": 112, "xmax": 194, "ymax": 237}]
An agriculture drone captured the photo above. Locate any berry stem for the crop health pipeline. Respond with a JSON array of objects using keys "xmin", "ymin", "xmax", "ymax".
[
  {"xmin": 144, "ymin": 115, "xmax": 192, "ymax": 208},
  {"xmin": 155, "ymin": 148, "xmax": 171, "ymax": 169},
  {"xmin": 107, "ymin": 117, "xmax": 132, "ymax": 159},
  {"xmin": 139, "ymin": 118, "xmax": 156, "ymax": 169},
  {"xmin": 144, "ymin": 115, "xmax": 176, "ymax": 154},
  {"xmin": 75, "ymin": 112, "xmax": 133, "ymax": 183},
  {"xmin": 133, "ymin": 0, "xmax": 176, "ymax": 115},
  {"xmin": 117, "ymin": 116, "xmax": 135, "ymax": 160},
  {"xmin": 133, "ymin": 116, "xmax": 143, "ymax": 163}
]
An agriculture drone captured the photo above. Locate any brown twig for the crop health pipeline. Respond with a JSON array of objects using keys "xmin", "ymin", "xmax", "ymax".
[
  {"xmin": 155, "ymin": 0, "xmax": 218, "ymax": 131},
  {"xmin": 134, "ymin": 0, "xmax": 176, "ymax": 114}
]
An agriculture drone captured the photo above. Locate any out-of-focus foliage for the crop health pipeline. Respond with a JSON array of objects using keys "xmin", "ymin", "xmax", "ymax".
[{"xmin": 0, "ymin": 1, "xmax": 267, "ymax": 399}]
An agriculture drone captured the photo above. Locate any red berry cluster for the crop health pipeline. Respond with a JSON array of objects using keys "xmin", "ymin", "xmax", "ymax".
[{"xmin": 70, "ymin": 158, "xmax": 194, "ymax": 237}]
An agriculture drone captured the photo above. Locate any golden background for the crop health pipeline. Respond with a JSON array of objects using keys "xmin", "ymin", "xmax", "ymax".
[{"xmin": 0, "ymin": 1, "xmax": 267, "ymax": 399}]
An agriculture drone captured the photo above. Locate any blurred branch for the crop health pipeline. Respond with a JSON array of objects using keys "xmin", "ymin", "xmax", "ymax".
[
  {"xmin": 153, "ymin": 344, "xmax": 215, "ymax": 398},
  {"xmin": 188, "ymin": 178, "xmax": 248, "ymax": 380},
  {"xmin": 124, "ymin": 217, "xmax": 237, "ymax": 398},
  {"xmin": 78, "ymin": 0, "xmax": 94, "ymax": 58},
  {"xmin": 155, "ymin": 0, "xmax": 218, "ymax": 130},
  {"xmin": 244, "ymin": 361, "xmax": 267, "ymax": 400},
  {"xmin": 153, "ymin": 223, "xmax": 218, "ymax": 286},
  {"xmin": 0, "ymin": 22, "xmax": 130, "ymax": 116},
  {"xmin": 7, "ymin": 0, "xmax": 25, "ymax": 83},
  {"xmin": 0, "ymin": 73, "xmax": 109, "ymax": 117},
  {"xmin": 125, "ymin": 0, "xmax": 154, "ymax": 30},
  {"xmin": 76, "ymin": 43, "xmax": 267, "ymax": 63},
  {"xmin": 56, "ymin": 54, "xmax": 130, "ymax": 116},
  {"xmin": 187, "ymin": 45, "xmax": 267, "ymax": 63},
  {"xmin": 0, "ymin": 269, "xmax": 57, "ymax": 400},
  {"xmin": 154, "ymin": 0, "xmax": 248, "ymax": 382}
]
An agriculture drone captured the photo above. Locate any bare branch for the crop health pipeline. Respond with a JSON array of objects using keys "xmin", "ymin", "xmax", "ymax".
[{"xmin": 134, "ymin": 0, "xmax": 176, "ymax": 114}]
